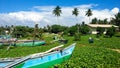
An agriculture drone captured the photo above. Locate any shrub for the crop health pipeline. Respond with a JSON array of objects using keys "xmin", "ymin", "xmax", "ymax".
[
  {"xmin": 96, "ymin": 27, "xmax": 105, "ymax": 37},
  {"xmin": 74, "ymin": 32, "xmax": 81, "ymax": 41},
  {"xmin": 80, "ymin": 25, "xmax": 90, "ymax": 35},
  {"xmin": 105, "ymin": 26, "xmax": 116, "ymax": 37}
]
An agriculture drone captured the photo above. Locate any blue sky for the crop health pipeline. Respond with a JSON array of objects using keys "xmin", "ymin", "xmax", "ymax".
[
  {"xmin": 0, "ymin": 0, "xmax": 120, "ymax": 27},
  {"xmin": 0, "ymin": 0, "xmax": 120, "ymax": 13}
]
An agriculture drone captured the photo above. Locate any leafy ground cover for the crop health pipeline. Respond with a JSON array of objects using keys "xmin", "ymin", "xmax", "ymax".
[
  {"xmin": 51, "ymin": 45, "xmax": 120, "ymax": 68},
  {"xmin": 0, "ymin": 34, "xmax": 120, "ymax": 68}
]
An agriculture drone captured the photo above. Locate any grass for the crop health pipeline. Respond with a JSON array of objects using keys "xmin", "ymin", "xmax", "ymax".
[{"xmin": 53, "ymin": 45, "xmax": 120, "ymax": 68}]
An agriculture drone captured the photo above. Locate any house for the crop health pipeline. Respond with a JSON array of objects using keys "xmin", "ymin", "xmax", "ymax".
[{"xmin": 87, "ymin": 24, "xmax": 118, "ymax": 34}]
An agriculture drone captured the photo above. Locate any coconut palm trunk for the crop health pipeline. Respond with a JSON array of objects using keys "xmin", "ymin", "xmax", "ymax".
[
  {"xmin": 53, "ymin": 6, "xmax": 62, "ymax": 24},
  {"xmin": 72, "ymin": 8, "xmax": 79, "ymax": 33},
  {"xmin": 85, "ymin": 9, "xmax": 92, "ymax": 23}
]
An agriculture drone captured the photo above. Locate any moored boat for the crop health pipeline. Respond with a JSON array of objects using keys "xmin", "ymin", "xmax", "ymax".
[
  {"xmin": 0, "ymin": 43, "xmax": 76, "ymax": 68},
  {"xmin": 15, "ymin": 40, "xmax": 46, "ymax": 46},
  {"xmin": 0, "ymin": 40, "xmax": 46, "ymax": 46}
]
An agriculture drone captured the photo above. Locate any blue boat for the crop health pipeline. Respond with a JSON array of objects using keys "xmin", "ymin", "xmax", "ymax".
[{"xmin": 0, "ymin": 43, "xmax": 76, "ymax": 68}]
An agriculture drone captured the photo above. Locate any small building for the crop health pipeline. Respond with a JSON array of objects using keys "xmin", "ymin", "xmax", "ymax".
[{"xmin": 87, "ymin": 24, "xmax": 118, "ymax": 34}]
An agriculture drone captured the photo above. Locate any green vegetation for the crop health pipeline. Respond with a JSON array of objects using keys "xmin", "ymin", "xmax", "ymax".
[
  {"xmin": 53, "ymin": 46, "xmax": 120, "ymax": 68},
  {"xmin": 0, "ymin": 6, "xmax": 120, "ymax": 68},
  {"xmin": 0, "ymin": 34, "xmax": 120, "ymax": 68},
  {"xmin": 96, "ymin": 27, "xmax": 105, "ymax": 37},
  {"xmin": 51, "ymin": 35, "xmax": 120, "ymax": 68},
  {"xmin": 105, "ymin": 26, "xmax": 116, "ymax": 37}
]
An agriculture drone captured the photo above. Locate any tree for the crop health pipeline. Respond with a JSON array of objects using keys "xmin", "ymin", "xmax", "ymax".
[
  {"xmin": 51, "ymin": 25, "xmax": 66, "ymax": 34},
  {"xmin": 80, "ymin": 24, "xmax": 90, "ymax": 34},
  {"xmin": 91, "ymin": 18, "xmax": 97, "ymax": 24},
  {"xmin": 72, "ymin": 8, "xmax": 79, "ymax": 22},
  {"xmin": 103, "ymin": 18, "xmax": 108, "ymax": 24},
  {"xmin": 96, "ymin": 27, "xmax": 105, "ymax": 37},
  {"xmin": 13, "ymin": 26, "xmax": 28, "ymax": 38},
  {"xmin": 113, "ymin": 12, "xmax": 120, "ymax": 31},
  {"xmin": 72, "ymin": 8, "xmax": 79, "ymax": 33},
  {"xmin": 68, "ymin": 26, "xmax": 77, "ymax": 36},
  {"xmin": 114, "ymin": 12, "xmax": 120, "ymax": 26},
  {"xmin": 33, "ymin": 24, "xmax": 39, "ymax": 40},
  {"xmin": 53, "ymin": 6, "xmax": 62, "ymax": 24},
  {"xmin": 106, "ymin": 26, "xmax": 116, "ymax": 37},
  {"xmin": 86, "ymin": 9, "xmax": 92, "ymax": 23}
]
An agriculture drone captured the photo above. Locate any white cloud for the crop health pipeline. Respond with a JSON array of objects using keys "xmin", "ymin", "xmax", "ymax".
[
  {"xmin": 111, "ymin": 7, "xmax": 119, "ymax": 15},
  {"xmin": 74, "ymin": 4, "xmax": 98, "ymax": 9},
  {"xmin": 0, "ymin": 4, "xmax": 119, "ymax": 27}
]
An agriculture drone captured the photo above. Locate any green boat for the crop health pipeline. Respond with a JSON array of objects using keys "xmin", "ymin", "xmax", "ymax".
[
  {"xmin": 15, "ymin": 40, "xmax": 46, "ymax": 46},
  {"xmin": 0, "ymin": 43, "xmax": 76, "ymax": 68},
  {"xmin": 0, "ymin": 40, "xmax": 45, "ymax": 46}
]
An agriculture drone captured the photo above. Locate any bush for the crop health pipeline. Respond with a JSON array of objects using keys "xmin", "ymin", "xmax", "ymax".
[
  {"xmin": 96, "ymin": 27, "xmax": 105, "ymax": 37},
  {"xmin": 68, "ymin": 26, "xmax": 77, "ymax": 36},
  {"xmin": 74, "ymin": 32, "xmax": 81, "ymax": 41},
  {"xmin": 80, "ymin": 25, "xmax": 90, "ymax": 35},
  {"xmin": 105, "ymin": 26, "xmax": 116, "ymax": 37}
]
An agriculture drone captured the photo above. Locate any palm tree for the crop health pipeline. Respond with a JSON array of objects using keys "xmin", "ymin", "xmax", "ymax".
[
  {"xmin": 72, "ymin": 8, "xmax": 79, "ymax": 33},
  {"xmin": 53, "ymin": 6, "xmax": 62, "ymax": 24},
  {"xmin": 86, "ymin": 9, "xmax": 92, "ymax": 23},
  {"xmin": 72, "ymin": 8, "xmax": 79, "ymax": 22}
]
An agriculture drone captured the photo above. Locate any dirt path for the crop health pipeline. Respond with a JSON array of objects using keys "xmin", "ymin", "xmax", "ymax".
[{"xmin": 109, "ymin": 49, "xmax": 120, "ymax": 53}]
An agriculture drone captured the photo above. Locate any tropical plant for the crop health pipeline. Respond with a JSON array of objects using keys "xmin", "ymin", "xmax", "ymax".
[
  {"xmin": 33, "ymin": 24, "xmax": 39, "ymax": 40},
  {"xmin": 105, "ymin": 26, "xmax": 116, "ymax": 37},
  {"xmin": 72, "ymin": 8, "xmax": 79, "ymax": 33},
  {"xmin": 96, "ymin": 27, "xmax": 105, "ymax": 37},
  {"xmin": 53, "ymin": 6, "xmax": 62, "ymax": 24},
  {"xmin": 72, "ymin": 8, "xmax": 79, "ymax": 22},
  {"xmin": 68, "ymin": 26, "xmax": 77, "ymax": 36},
  {"xmin": 85, "ymin": 9, "xmax": 92, "ymax": 23},
  {"xmin": 113, "ymin": 12, "xmax": 120, "ymax": 31},
  {"xmin": 91, "ymin": 17, "xmax": 97, "ymax": 24},
  {"xmin": 80, "ymin": 25, "xmax": 90, "ymax": 34}
]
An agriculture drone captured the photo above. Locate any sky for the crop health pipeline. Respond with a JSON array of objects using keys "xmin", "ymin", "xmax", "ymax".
[{"xmin": 0, "ymin": 0, "xmax": 120, "ymax": 27}]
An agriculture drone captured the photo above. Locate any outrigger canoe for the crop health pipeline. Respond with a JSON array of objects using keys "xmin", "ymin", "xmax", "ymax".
[
  {"xmin": 15, "ymin": 40, "xmax": 46, "ymax": 46},
  {"xmin": 0, "ymin": 43, "xmax": 76, "ymax": 68},
  {"xmin": 0, "ymin": 40, "xmax": 46, "ymax": 46}
]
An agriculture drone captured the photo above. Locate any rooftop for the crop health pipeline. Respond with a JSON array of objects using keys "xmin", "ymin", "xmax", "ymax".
[{"xmin": 87, "ymin": 24, "xmax": 118, "ymax": 28}]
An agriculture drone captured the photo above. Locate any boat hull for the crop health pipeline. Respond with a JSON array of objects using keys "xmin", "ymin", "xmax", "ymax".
[
  {"xmin": 15, "ymin": 54, "xmax": 71, "ymax": 68},
  {"xmin": 0, "ymin": 43, "xmax": 76, "ymax": 68},
  {"xmin": 14, "ymin": 43, "xmax": 75, "ymax": 68},
  {"xmin": 16, "ymin": 41, "xmax": 45, "ymax": 46}
]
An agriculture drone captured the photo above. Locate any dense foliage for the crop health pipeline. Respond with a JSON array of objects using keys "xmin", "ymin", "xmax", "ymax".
[
  {"xmin": 96, "ymin": 27, "xmax": 105, "ymax": 37},
  {"xmin": 52, "ymin": 46, "xmax": 120, "ymax": 68},
  {"xmin": 105, "ymin": 26, "xmax": 116, "ymax": 37},
  {"xmin": 80, "ymin": 24, "xmax": 90, "ymax": 34},
  {"xmin": 91, "ymin": 18, "xmax": 108, "ymax": 24},
  {"xmin": 51, "ymin": 25, "xmax": 67, "ymax": 34},
  {"xmin": 0, "ymin": 34, "xmax": 120, "ymax": 68}
]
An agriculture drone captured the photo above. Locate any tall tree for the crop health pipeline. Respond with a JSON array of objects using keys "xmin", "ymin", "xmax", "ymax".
[
  {"xmin": 114, "ymin": 12, "xmax": 120, "ymax": 31},
  {"xmin": 85, "ymin": 9, "xmax": 93, "ymax": 23},
  {"xmin": 72, "ymin": 8, "xmax": 79, "ymax": 22},
  {"xmin": 53, "ymin": 6, "xmax": 62, "ymax": 24},
  {"xmin": 114, "ymin": 12, "xmax": 120, "ymax": 26},
  {"xmin": 91, "ymin": 17, "xmax": 97, "ymax": 24},
  {"xmin": 72, "ymin": 8, "xmax": 79, "ymax": 33},
  {"xmin": 103, "ymin": 18, "xmax": 108, "ymax": 24},
  {"xmin": 33, "ymin": 24, "xmax": 39, "ymax": 40}
]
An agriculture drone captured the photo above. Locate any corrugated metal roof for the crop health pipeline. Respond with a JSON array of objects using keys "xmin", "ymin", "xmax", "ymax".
[{"xmin": 87, "ymin": 24, "xmax": 118, "ymax": 28}]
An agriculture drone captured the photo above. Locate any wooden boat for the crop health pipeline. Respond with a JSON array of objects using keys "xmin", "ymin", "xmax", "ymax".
[
  {"xmin": 0, "ymin": 43, "xmax": 76, "ymax": 68},
  {"xmin": 15, "ymin": 40, "xmax": 46, "ymax": 46},
  {"xmin": 0, "ymin": 40, "xmax": 46, "ymax": 46},
  {"xmin": 0, "ymin": 35, "xmax": 46, "ymax": 46}
]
